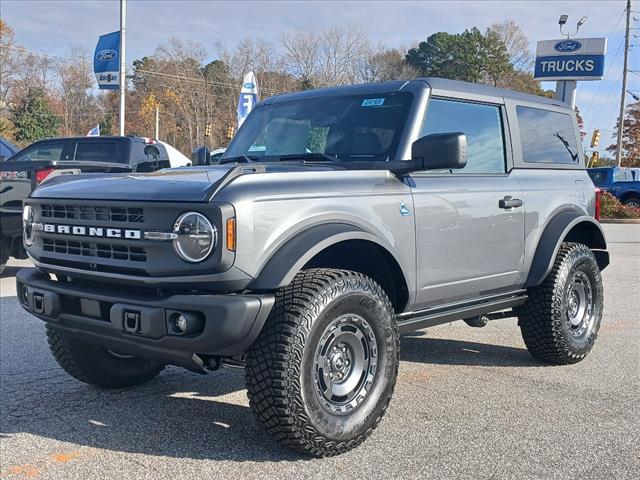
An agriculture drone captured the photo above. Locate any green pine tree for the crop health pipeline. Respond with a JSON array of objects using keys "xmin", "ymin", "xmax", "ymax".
[{"xmin": 11, "ymin": 89, "xmax": 61, "ymax": 144}]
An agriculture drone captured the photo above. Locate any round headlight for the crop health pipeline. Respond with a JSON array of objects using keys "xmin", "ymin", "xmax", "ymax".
[
  {"xmin": 172, "ymin": 212, "xmax": 216, "ymax": 263},
  {"xmin": 23, "ymin": 205, "xmax": 35, "ymax": 246}
]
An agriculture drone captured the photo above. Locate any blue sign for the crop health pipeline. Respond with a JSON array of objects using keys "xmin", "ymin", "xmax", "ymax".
[
  {"xmin": 94, "ymin": 31, "xmax": 120, "ymax": 90},
  {"xmin": 237, "ymin": 71, "xmax": 259, "ymax": 128},
  {"xmin": 534, "ymin": 54, "xmax": 605, "ymax": 80},
  {"xmin": 554, "ymin": 40, "xmax": 582, "ymax": 53}
]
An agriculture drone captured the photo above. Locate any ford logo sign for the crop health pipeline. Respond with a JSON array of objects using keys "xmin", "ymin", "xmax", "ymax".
[
  {"xmin": 96, "ymin": 49, "xmax": 117, "ymax": 61},
  {"xmin": 243, "ymin": 82, "xmax": 255, "ymax": 89},
  {"xmin": 554, "ymin": 40, "xmax": 582, "ymax": 53}
]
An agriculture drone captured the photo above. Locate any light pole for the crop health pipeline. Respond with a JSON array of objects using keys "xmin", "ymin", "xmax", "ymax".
[{"xmin": 119, "ymin": 0, "xmax": 126, "ymax": 136}]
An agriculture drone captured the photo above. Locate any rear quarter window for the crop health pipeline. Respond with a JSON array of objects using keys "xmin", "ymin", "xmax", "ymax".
[
  {"xmin": 516, "ymin": 106, "xmax": 580, "ymax": 165},
  {"xmin": 74, "ymin": 141, "xmax": 122, "ymax": 163}
]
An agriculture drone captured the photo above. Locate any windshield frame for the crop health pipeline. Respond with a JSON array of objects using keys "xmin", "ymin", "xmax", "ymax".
[{"xmin": 224, "ymin": 82, "xmax": 429, "ymax": 164}]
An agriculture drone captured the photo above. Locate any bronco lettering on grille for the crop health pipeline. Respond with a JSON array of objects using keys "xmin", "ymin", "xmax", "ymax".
[{"xmin": 41, "ymin": 223, "xmax": 142, "ymax": 240}]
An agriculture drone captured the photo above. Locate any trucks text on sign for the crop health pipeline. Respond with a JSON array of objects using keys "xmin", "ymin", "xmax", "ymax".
[{"xmin": 534, "ymin": 38, "xmax": 606, "ymax": 81}]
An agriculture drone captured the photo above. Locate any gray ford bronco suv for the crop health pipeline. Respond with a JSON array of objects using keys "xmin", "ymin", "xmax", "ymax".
[{"xmin": 16, "ymin": 78, "xmax": 609, "ymax": 456}]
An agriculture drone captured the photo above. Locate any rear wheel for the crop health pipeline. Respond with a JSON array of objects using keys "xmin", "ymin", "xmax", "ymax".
[
  {"xmin": 46, "ymin": 326, "xmax": 165, "ymax": 388},
  {"xmin": 517, "ymin": 243, "xmax": 604, "ymax": 364},
  {"xmin": 245, "ymin": 268, "xmax": 399, "ymax": 457}
]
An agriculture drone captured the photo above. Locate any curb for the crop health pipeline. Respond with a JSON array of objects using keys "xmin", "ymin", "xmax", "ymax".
[{"xmin": 600, "ymin": 218, "xmax": 640, "ymax": 224}]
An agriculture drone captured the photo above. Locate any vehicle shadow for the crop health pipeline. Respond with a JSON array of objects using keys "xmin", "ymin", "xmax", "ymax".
[
  {"xmin": 1, "ymin": 334, "xmax": 544, "ymax": 463},
  {"xmin": 1, "ymin": 367, "xmax": 307, "ymax": 463},
  {"xmin": 400, "ymin": 332, "xmax": 545, "ymax": 368},
  {"xmin": 0, "ymin": 266, "xmax": 21, "ymax": 278}
]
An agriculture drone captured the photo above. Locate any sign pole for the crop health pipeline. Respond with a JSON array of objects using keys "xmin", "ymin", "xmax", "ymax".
[
  {"xmin": 119, "ymin": 0, "xmax": 126, "ymax": 136},
  {"xmin": 554, "ymin": 80, "xmax": 577, "ymax": 109}
]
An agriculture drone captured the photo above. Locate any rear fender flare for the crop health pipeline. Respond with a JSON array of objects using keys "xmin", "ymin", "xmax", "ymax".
[{"xmin": 524, "ymin": 211, "xmax": 608, "ymax": 288}]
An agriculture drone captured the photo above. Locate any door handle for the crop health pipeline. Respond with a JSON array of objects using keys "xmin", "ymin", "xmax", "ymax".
[{"xmin": 499, "ymin": 196, "xmax": 523, "ymax": 209}]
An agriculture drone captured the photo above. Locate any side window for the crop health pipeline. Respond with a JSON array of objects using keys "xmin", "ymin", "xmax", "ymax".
[
  {"xmin": 421, "ymin": 98, "xmax": 506, "ymax": 174},
  {"xmin": 516, "ymin": 106, "xmax": 579, "ymax": 164},
  {"xmin": 10, "ymin": 142, "xmax": 65, "ymax": 162},
  {"xmin": 75, "ymin": 141, "xmax": 120, "ymax": 162}
]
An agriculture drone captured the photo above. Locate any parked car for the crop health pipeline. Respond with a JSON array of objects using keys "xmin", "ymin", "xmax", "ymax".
[
  {"xmin": 0, "ymin": 136, "xmax": 183, "ymax": 273},
  {"xmin": 157, "ymin": 140, "xmax": 191, "ymax": 168},
  {"xmin": 210, "ymin": 148, "xmax": 225, "ymax": 163},
  {"xmin": 587, "ymin": 167, "xmax": 640, "ymax": 208},
  {"xmin": 16, "ymin": 78, "xmax": 608, "ymax": 456},
  {"xmin": 0, "ymin": 137, "xmax": 20, "ymax": 161}
]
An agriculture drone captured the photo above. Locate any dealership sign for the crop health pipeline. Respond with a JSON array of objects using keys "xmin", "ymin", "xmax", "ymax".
[
  {"xmin": 534, "ymin": 38, "xmax": 606, "ymax": 81},
  {"xmin": 94, "ymin": 31, "xmax": 121, "ymax": 90}
]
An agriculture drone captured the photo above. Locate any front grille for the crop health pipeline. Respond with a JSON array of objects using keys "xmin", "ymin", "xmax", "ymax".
[
  {"xmin": 43, "ymin": 238, "xmax": 147, "ymax": 262},
  {"xmin": 41, "ymin": 204, "xmax": 144, "ymax": 223}
]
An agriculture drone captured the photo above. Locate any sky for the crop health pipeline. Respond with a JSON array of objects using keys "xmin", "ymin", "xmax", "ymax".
[{"xmin": 2, "ymin": 0, "xmax": 637, "ymax": 150}]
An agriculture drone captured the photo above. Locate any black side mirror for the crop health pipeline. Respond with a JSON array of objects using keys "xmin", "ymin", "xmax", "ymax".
[
  {"xmin": 191, "ymin": 146, "xmax": 210, "ymax": 166},
  {"xmin": 411, "ymin": 132, "xmax": 467, "ymax": 170}
]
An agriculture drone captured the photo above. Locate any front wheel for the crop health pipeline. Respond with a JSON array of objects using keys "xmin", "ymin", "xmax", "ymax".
[
  {"xmin": 622, "ymin": 197, "xmax": 640, "ymax": 209},
  {"xmin": 517, "ymin": 243, "xmax": 604, "ymax": 364},
  {"xmin": 245, "ymin": 269, "xmax": 400, "ymax": 457},
  {"xmin": 46, "ymin": 326, "xmax": 165, "ymax": 388}
]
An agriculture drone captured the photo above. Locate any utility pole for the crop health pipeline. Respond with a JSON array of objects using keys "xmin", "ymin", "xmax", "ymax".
[
  {"xmin": 154, "ymin": 106, "xmax": 159, "ymax": 139},
  {"xmin": 119, "ymin": 0, "xmax": 127, "ymax": 136},
  {"xmin": 616, "ymin": 0, "xmax": 631, "ymax": 167}
]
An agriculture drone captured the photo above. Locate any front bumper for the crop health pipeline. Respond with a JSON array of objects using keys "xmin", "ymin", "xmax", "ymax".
[{"xmin": 16, "ymin": 268, "xmax": 274, "ymax": 372}]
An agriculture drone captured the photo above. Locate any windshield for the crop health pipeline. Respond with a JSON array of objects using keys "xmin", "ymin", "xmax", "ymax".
[{"xmin": 225, "ymin": 92, "xmax": 413, "ymax": 162}]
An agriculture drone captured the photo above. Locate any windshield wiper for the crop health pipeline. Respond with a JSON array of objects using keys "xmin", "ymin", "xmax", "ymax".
[
  {"xmin": 271, "ymin": 153, "xmax": 342, "ymax": 164},
  {"xmin": 218, "ymin": 155, "xmax": 258, "ymax": 165}
]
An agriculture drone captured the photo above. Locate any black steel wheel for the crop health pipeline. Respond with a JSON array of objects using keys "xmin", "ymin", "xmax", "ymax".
[
  {"xmin": 517, "ymin": 242, "xmax": 604, "ymax": 364},
  {"xmin": 245, "ymin": 268, "xmax": 399, "ymax": 457}
]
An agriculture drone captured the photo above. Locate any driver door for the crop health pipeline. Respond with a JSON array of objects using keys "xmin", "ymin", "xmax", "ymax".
[{"xmin": 411, "ymin": 97, "xmax": 525, "ymax": 308}]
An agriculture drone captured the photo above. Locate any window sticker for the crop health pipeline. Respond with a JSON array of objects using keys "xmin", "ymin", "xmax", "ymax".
[{"xmin": 361, "ymin": 98, "xmax": 385, "ymax": 107}]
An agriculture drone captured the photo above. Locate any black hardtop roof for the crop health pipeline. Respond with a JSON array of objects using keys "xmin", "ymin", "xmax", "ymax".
[
  {"xmin": 28, "ymin": 135, "xmax": 151, "ymax": 144},
  {"xmin": 263, "ymin": 77, "xmax": 565, "ymax": 108}
]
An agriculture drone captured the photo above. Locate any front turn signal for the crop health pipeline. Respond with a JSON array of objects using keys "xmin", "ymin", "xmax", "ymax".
[{"xmin": 226, "ymin": 217, "xmax": 236, "ymax": 251}]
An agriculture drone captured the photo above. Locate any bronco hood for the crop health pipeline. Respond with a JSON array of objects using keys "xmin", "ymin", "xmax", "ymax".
[{"xmin": 30, "ymin": 166, "xmax": 237, "ymax": 202}]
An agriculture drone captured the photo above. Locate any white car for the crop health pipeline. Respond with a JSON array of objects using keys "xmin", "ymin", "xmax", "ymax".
[
  {"xmin": 210, "ymin": 148, "xmax": 225, "ymax": 164},
  {"xmin": 157, "ymin": 140, "xmax": 192, "ymax": 168}
]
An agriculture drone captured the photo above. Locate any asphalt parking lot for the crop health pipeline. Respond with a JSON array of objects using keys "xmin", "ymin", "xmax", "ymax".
[{"xmin": 0, "ymin": 224, "xmax": 638, "ymax": 480}]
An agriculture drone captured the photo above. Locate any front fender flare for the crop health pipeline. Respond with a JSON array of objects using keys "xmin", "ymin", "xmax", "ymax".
[
  {"xmin": 248, "ymin": 223, "xmax": 399, "ymax": 290},
  {"xmin": 524, "ymin": 211, "xmax": 608, "ymax": 288}
]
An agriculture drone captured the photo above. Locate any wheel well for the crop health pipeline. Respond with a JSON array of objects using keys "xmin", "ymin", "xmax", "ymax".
[
  {"xmin": 563, "ymin": 221, "xmax": 606, "ymax": 250},
  {"xmin": 303, "ymin": 240, "xmax": 409, "ymax": 313},
  {"xmin": 619, "ymin": 191, "xmax": 640, "ymax": 203}
]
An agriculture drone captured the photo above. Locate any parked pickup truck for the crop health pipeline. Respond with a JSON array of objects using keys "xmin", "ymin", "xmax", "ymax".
[
  {"xmin": 587, "ymin": 167, "xmax": 640, "ymax": 208},
  {"xmin": 0, "ymin": 135, "xmax": 189, "ymax": 273},
  {"xmin": 16, "ymin": 78, "xmax": 608, "ymax": 456}
]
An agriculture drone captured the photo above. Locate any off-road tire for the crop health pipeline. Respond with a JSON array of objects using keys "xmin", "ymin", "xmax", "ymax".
[
  {"xmin": 46, "ymin": 325, "xmax": 165, "ymax": 388},
  {"xmin": 245, "ymin": 268, "xmax": 400, "ymax": 457},
  {"xmin": 517, "ymin": 242, "xmax": 604, "ymax": 365}
]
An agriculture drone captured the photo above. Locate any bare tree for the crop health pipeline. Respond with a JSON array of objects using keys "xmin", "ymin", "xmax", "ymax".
[
  {"xmin": 56, "ymin": 47, "xmax": 99, "ymax": 136},
  {"xmin": 488, "ymin": 20, "xmax": 533, "ymax": 70},
  {"xmin": 282, "ymin": 24, "xmax": 371, "ymax": 88},
  {"xmin": 357, "ymin": 46, "xmax": 419, "ymax": 83}
]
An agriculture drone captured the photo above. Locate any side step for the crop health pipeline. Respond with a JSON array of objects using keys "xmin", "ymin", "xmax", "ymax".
[{"xmin": 396, "ymin": 291, "xmax": 527, "ymax": 333}]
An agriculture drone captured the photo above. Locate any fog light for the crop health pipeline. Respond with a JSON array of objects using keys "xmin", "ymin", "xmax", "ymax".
[
  {"xmin": 175, "ymin": 315, "xmax": 188, "ymax": 333},
  {"xmin": 167, "ymin": 311, "xmax": 204, "ymax": 336}
]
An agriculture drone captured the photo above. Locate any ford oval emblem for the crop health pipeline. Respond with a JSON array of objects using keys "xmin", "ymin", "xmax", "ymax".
[
  {"xmin": 96, "ymin": 49, "xmax": 117, "ymax": 61},
  {"xmin": 554, "ymin": 40, "xmax": 582, "ymax": 53},
  {"xmin": 243, "ymin": 82, "xmax": 255, "ymax": 89}
]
